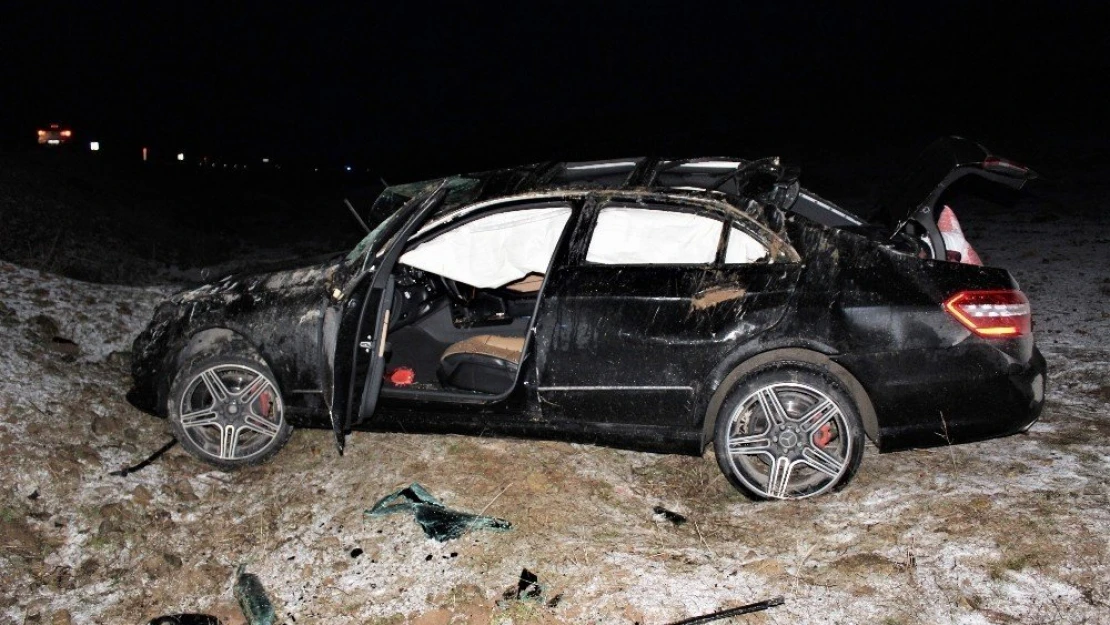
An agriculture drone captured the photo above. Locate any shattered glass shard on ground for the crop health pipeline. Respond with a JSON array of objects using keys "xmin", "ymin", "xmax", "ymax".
[
  {"xmin": 234, "ymin": 565, "xmax": 276, "ymax": 625},
  {"xmin": 365, "ymin": 482, "xmax": 512, "ymax": 542}
]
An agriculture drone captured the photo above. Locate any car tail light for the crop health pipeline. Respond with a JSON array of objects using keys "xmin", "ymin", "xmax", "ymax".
[
  {"xmin": 61, "ymin": 130, "xmax": 72, "ymax": 137},
  {"xmin": 944, "ymin": 290, "xmax": 1031, "ymax": 337}
]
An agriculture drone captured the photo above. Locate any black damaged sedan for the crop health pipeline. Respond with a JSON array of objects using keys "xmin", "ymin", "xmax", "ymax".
[{"xmin": 130, "ymin": 137, "xmax": 1045, "ymax": 500}]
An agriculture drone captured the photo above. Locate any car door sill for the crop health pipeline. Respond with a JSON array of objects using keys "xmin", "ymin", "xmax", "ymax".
[
  {"xmin": 380, "ymin": 386, "xmax": 509, "ymax": 404},
  {"xmin": 538, "ymin": 385, "xmax": 693, "ymax": 392}
]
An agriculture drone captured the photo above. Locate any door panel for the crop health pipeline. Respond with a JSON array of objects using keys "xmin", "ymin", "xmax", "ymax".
[
  {"xmin": 355, "ymin": 278, "xmax": 395, "ymax": 423},
  {"xmin": 329, "ymin": 181, "xmax": 449, "ymax": 453},
  {"xmin": 534, "ymin": 263, "xmax": 800, "ymax": 427},
  {"xmin": 329, "ymin": 274, "xmax": 373, "ymax": 451}
]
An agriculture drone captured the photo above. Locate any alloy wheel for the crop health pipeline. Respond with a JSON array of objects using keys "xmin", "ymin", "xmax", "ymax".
[
  {"xmin": 723, "ymin": 381, "xmax": 853, "ymax": 499},
  {"xmin": 176, "ymin": 364, "xmax": 285, "ymax": 462}
]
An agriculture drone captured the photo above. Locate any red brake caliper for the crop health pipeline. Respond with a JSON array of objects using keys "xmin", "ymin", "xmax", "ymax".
[
  {"xmin": 259, "ymin": 391, "xmax": 272, "ymax": 418},
  {"xmin": 814, "ymin": 424, "xmax": 834, "ymax": 448}
]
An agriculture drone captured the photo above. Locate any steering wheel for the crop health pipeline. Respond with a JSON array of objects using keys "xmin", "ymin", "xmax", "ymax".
[{"xmin": 439, "ymin": 275, "xmax": 475, "ymax": 305}]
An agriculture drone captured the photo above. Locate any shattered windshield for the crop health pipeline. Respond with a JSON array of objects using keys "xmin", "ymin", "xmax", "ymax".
[
  {"xmin": 343, "ymin": 176, "xmax": 484, "ymax": 270},
  {"xmin": 343, "ymin": 207, "xmax": 407, "ymax": 265}
]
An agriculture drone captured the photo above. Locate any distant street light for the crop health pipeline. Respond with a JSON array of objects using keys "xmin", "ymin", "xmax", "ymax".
[
  {"xmin": 89, "ymin": 141, "xmax": 100, "ymax": 151},
  {"xmin": 177, "ymin": 153, "xmax": 185, "ymax": 161}
]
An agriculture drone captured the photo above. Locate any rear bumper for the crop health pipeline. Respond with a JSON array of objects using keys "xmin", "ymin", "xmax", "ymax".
[{"xmin": 838, "ymin": 344, "xmax": 1046, "ymax": 451}]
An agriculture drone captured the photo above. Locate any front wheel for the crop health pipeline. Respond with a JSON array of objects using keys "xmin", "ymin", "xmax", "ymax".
[
  {"xmin": 713, "ymin": 364, "xmax": 864, "ymax": 500},
  {"xmin": 168, "ymin": 354, "xmax": 293, "ymax": 470}
]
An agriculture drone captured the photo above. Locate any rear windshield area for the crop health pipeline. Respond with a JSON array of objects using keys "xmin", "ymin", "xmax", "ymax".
[{"xmin": 788, "ymin": 191, "xmax": 865, "ymax": 227}]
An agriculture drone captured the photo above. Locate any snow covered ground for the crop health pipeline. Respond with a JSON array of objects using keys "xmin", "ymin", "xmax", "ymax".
[{"xmin": 0, "ymin": 164, "xmax": 1107, "ymax": 625}]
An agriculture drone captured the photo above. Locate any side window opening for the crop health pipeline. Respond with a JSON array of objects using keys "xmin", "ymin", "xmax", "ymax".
[
  {"xmin": 585, "ymin": 206, "xmax": 724, "ymax": 265},
  {"xmin": 400, "ymin": 205, "xmax": 572, "ymax": 288},
  {"xmin": 724, "ymin": 226, "xmax": 770, "ymax": 264},
  {"xmin": 382, "ymin": 204, "xmax": 574, "ymax": 398}
]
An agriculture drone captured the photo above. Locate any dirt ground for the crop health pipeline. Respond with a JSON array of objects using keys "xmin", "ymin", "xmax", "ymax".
[{"xmin": 2, "ymin": 157, "xmax": 1109, "ymax": 624}]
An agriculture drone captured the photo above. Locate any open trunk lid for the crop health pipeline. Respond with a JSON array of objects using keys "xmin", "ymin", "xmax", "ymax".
[{"xmin": 877, "ymin": 136, "xmax": 1037, "ymax": 261}]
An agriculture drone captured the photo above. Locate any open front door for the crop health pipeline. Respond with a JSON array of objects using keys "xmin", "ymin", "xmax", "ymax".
[{"xmin": 329, "ymin": 181, "xmax": 449, "ymax": 453}]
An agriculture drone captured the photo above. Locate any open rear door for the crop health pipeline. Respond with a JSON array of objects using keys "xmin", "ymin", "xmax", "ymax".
[
  {"xmin": 329, "ymin": 181, "xmax": 449, "ymax": 453},
  {"xmin": 877, "ymin": 136, "xmax": 1037, "ymax": 260}
]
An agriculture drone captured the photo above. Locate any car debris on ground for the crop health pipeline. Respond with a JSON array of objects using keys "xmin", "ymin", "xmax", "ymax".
[
  {"xmin": 148, "ymin": 615, "xmax": 222, "ymax": 625},
  {"xmin": 652, "ymin": 505, "xmax": 688, "ymax": 525},
  {"xmin": 498, "ymin": 567, "xmax": 562, "ymax": 609},
  {"xmin": 664, "ymin": 596, "xmax": 785, "ymax": 625},
  {"xmin": 146, "ymin": 565, "xmax": 275, "ymax": 625},
  {"xmin": 109, "ymin": 439, "xmax": 177, "ymax": 477},
  {"xmin": 366, "ymin": 482, "xmax": 512, "ymax": 542},
  {"xmin": 234, "ymin": 564, "xmax": 276, "ymax": 625}
]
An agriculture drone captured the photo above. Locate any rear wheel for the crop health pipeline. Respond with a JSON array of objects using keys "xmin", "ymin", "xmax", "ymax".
[
  {"xmin": 713, "ymin": 364, "xmax": 864, "ymax": 500},
  {"xmin": 168, "ymin": 353, "xmax": 292, "ymax": 470}
]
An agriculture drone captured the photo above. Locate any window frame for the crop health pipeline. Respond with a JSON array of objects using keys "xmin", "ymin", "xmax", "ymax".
[
  {"xmin": 398, "ymin": 198, "xmax": 579, "ymax": 289},
  {"xmin": 404, "ymin": 198, "xmax": 577, "ymax": 250},
  {"xmin": 721, "ymin": 224, "xmax": 773, "ymax": 265},
  {"xmin": 576, "ymin": 199, "xmax": 780, "ymax": 269}
]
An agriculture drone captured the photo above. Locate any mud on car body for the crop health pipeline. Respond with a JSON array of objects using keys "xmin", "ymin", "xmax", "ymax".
[{"xmin": 130, "ymin": 137, "xmax": 1045, "ymax": 500}]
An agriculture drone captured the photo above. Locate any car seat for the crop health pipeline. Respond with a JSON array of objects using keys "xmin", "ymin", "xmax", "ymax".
[{"xmin": 437, "ymin": 335, "xmax": 525, "ymax": 394}]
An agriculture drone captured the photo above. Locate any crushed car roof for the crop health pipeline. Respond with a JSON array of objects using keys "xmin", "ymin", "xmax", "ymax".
[{"xmin": 372, "ymin": 156, "xmax": 793, "ymax": 216}]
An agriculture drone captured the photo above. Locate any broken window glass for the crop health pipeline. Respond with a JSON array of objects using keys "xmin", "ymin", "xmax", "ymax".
[
  {"xmin": 234, "ymin": 565, "xmax": 275, "ymax": 625},
  {"xmin": 366, "ymin": 483, "xmax": 511, "ymax": 542}
]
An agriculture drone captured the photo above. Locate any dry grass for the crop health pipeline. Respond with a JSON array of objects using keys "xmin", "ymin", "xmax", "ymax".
[
  {"xmin": 3, "ymin": 357, "xmax": 1109, "ymax": 624},
  {"xmin": 2, "ymin": 187, "xmax": 1110, "ymax": 622}
]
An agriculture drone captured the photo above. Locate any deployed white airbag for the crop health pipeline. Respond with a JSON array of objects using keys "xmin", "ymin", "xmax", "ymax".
[
  {"xmin": 586, "ymin": 207, "xmax": 723, "ymax": 265},
  {"xmin": 724, "ymin": 227, "xmax": 769, "ymax": 264},
  {"xmin": 399, "ymin": 206, "xmax": 571, "ymax": 289}
]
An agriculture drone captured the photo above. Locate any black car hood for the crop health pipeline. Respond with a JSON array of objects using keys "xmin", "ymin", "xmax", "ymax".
[{"xmin": 172, "ymin": 253, "xmax": 341, "ymax": 305}]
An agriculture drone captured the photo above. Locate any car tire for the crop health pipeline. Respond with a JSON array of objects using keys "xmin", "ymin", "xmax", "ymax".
[
  {"xmin": 713, "ymin": 363, "xmax": 864, "ymax": 500},
  {"xmin": 168, "ymin": 351, "xmax": 293, "ymax": 471}
]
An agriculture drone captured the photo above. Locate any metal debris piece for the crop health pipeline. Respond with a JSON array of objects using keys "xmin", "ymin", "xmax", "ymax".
[
  {"xmin": 109, "ymin": 439, "xmax": 178, "ymax": 477},
  {"xmin": 49, "ymin": 336, "xmax": 80, "ymax": 358},
  {"xmin": 664, "ymin": 596, "xmax": 785, "ymax": 625},
  {"xmin": 147, "ymin": 615, "xmax": 222, "ymax": 625},
  {"xmin": 503, "ymin": 568, "xmax": 543, "ymax": 601},
  {"xmin": 366, "ymin": 483, "xmax": 511, "ymax": 542},
  {"xmin": 498, "ymin": 568, "xmax": 561, "ymax": 608},
  {"xmin": 234, "ymin": 564, "xmax": 276, "ymax": 625},
  {"xmin": 652, "ymin": 505, "xmax": 688, "ymax": 525}
]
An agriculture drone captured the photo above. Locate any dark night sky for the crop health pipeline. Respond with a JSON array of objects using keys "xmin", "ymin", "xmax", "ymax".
[{"xmin": 3, "ymin": 1, "xmax": 1107, "ymax": 178}]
